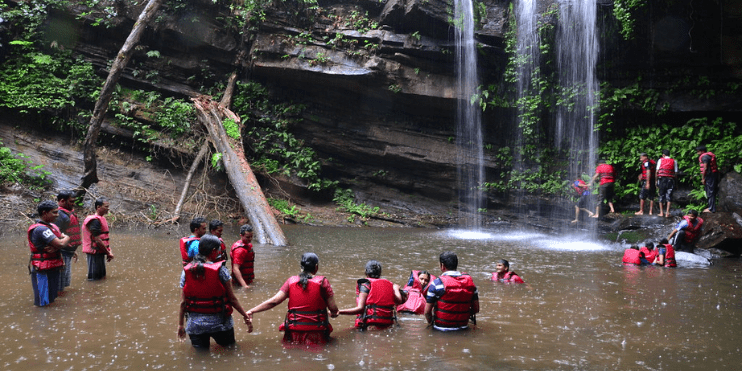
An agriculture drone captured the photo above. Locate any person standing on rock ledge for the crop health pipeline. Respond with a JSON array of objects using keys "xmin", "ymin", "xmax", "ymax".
[
  {"xmin": 82, "ymin": 198, "xmax": 114, "ymax": 280},
  {"xmin": 589, "ymin": 159, "xmax": 616, "ymax": 217},
  {"xmin": 667, "ymin": 209, "xmax": 703, "ymax": 253},
  {"xmin": 656, "ymin": 149, "xmax": 678, "ymax": 218},
  {"xmin": 635, "ymin": 153, "xmax": 656, "ymax": 216},
  {"xmin": 696, "ymin": 145, "xmax": 719, "ymax": 213}
]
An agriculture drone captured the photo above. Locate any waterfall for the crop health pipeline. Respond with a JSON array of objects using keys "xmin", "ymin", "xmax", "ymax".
[
  {"xmin": 454, "ymin": 0, "xmax": 484, "ymax": 230},
  {"xmin": 556, "ymin": 0, "xmax": 599, "ymax": 198}
]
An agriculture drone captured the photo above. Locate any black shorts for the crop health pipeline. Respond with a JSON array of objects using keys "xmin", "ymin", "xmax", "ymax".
[
  {"xmin": 577, "ymin": 194, "xmax": 594, "ymax": 209},
  {"xmin": 657, "ymin": 177, "xmax": 675, "ymax": 203},
  {"xmin": 188, "ymin": 328, "xmax": 236, "ymax": 349},
  {"xmin": 639, "ymin": 180, "xmax": 656, "ymax": 200},
  {"xmin": 598, "ymin": 183, "xmax": 615, "ymax": 204}
]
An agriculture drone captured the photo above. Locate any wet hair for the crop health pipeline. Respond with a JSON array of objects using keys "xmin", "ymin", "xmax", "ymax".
[
  {"xmin": 365, "ymin": 260, "xmax": 382, "ymax": 278},
  {"xmin": 209, "ymin": 219, "xmax": 223, "ymax": 232},
  {"xmin": 645, "ymin": 242, "xmax": 654, "ymax": 250},
  {"xmin": 188, "ymin": 235, "xmax": 221, "ymax": 278},
  {"xmin": 630, "ymin": 245, "xmax": 639, "ymax": 250},
  {"xmin": 298, "ymin": 253, "xmax": 319, "ymax": 290},
  {"xmin": 498, "ymin": 259, "xmax": 510, "ymax": 269},
  {"xmin": 696, "ymin": 145, "xmax": 707, "ymax": 152},
  {"xmin": 56, "ymin": 190, "xmax": 75, "ymax": 202},
  {"xmin": 659, "ymin": 238, "xmax": 669, "ymax": 245},
  {"xmin": 418, "ymin": 270, "xmax": 430, "ymax": 278},
  {"xmin": 439, "ymin": 251, "xmax": 458, "ymax": 271},
  {"xmin": 94, "ymin": 198, "xmax": 107, "ymax": 209},
  {"xmin": 662, "ymin": 149, "xmax": 670, "ymax": 156},
  {"xmin": 240, "ymin": 224, "xmax": 253, "ymax": 235},
  {"xmin": 688, "ymin": 209, "xmax": 699, "ymax": 217},
  {"xmin": 37, "ymin": 200, "xmax": 58, "ymax": 216},
  {"xmin": 190, "ymin": 217, "xmax": 206, "ymax": 232}
]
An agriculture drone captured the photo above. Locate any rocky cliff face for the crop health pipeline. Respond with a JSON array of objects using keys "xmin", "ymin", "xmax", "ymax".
[{"xmin": 5, "ymin": 0, "xmax": 742, "ymax": 231}]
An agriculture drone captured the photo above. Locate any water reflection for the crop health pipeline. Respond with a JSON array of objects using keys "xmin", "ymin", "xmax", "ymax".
[{"xmin": 0, "ymin": 225, "xmax": 740, "ymax": 370}]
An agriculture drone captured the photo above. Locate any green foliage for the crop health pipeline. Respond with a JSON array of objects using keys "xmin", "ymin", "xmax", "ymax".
[
  {"xmin": 211, "ymin": 152, "xmax": 223, "ymax": 171},
  {"xmin": 233, "ymin": 81, "xmax": 337, "ymax": 191},
  {"xmin": 0, "ymin": 139, "xmax": 52, "ymax": 190},
  {"xmin": 333, "ymin": 188, "xmax": 379, "ymax": 221},
  {"xmin": 600, "ymin": 117, "xmax": 742, "ymax": 200},
  {"xmin": 267, "ymin": 198, "xmax": 300, "ymax": 219},
  {"xmin": 612, "ymin": 0, "xmax": 645, "ymax": 41},
  {"xmin": 223, "ymin": 118, "xmax": 240, "ymax": 140}
]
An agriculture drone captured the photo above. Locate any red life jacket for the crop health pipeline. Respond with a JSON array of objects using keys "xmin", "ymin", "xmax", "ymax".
[
  {"xmin": 27, "ymin": 222, "xmax": 65, "ymax": 271},
  {"xmin": 657, "ymin": 157, "xmax": 676, "ymax": 178},
  {"xmin": 640, "ymin": 246, "xmax": 657, "ymax": 263},
  {"xmin": 230, "ymin": 240, "xmax": 254, "ymax": 281},
  {"xmin": 572, "ymin": 180, "xmax": 589, "ymax": 197},
  {"xmin": 698, "ymin": 152, "xmax": 718, "ymax": 175},
  {"xmin": 491, "ymin": 271, "xmax": 524, "ymax": 284},
  {"xmin": 179, "ymin": 236, "xmax": 199, "ymax": 265},
  {"xmin": 682, "ymin": 215, "xmax": 703, "ymax": 243},
  {"xmin": 280, "ymin": 275, "xmax": 332, "ymax": 333},
  {"xmin": 596, "ymin": 164, "xmax": 615, "ymax": 185},
  {"xmin": 183, "ymin": 261, "xmax": 233, "ymax": 315},
  {"xmin": 433, "ymin": 274, "xmax": 476, "ymax": 329},
  {"xmin": 622, "ymin": 249, "xmax": 642, "ymax": 265},
  {"xmin": 354, "ymin": 278, "xmax": 397, "ymax": 329},
  {"xmin": 57, "ymin": 207, "xmax": 81, "ymax": 250},
  {"xmin": 214, "ymin": 238, "xmax": 228, "ymax": 262},
  {"xmin": 81, "ymin": 214, "xmax": 109, "ymax": 255},
  {"xmin": 662, "ymin": 244, "xmax": 677, "ymax": 267},
  {"xmin": 396, "ymin": 270, "xmax": 435, "ymax": 314},
  {"xmin": 640, "ymin": 159, "xmax": 656, "ymax": 181}
]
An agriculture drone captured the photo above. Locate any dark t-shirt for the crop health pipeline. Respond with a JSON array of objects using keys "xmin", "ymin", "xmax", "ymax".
[
  {"xmin": 87, "ymin": 219, "xmax": 103, "ymax": 236},
  {"xmin": 30, "ymin": 223, "xmax": 57, "ymax": 250},
  {"xmin": 54, "ymin": 211, "xmax": 71, "ymax": 233}
]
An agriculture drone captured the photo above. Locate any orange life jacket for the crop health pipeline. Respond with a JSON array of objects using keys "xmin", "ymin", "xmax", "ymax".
[{"xmin": 27, "ymin": 222, "xmax": 65, "ymax": 271}]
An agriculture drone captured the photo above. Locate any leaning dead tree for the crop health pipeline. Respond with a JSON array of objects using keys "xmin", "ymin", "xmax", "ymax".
[
  {"xmin": 79, "ymin": 0, "xmax": 163, "ymax": 191},
  {"xmin": 192, "ymin": 96, "xmax": 287, "ymax": 246}
]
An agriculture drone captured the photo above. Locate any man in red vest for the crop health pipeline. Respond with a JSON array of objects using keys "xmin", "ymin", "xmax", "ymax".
[
  {"xmin": 667, "ymin": 209, "xmax": 704, "ymax": 253},
  {"xmin": 635, "ymin": 153, "xmax": 656, "ymax": 216},
  {"xmin": 55, "ymin": 190, "xmax": 81, "ymax": 295},
  {"xmin": 82, "ymin": 198, "xmax": 114, "ymax": 280},
  {"xmin": 424, "ymin": 251, "xmax": 479, "ymax": 331},
  {"xmin": 696, "ymin": 145, "xmax": 719, "ymax": 213},
  {"xmin": 29, "ymin": 200, "xmax": 70, "ymax": 306},
  {"xmin": 589, "ymin": 159, "xmax": 616, "ymax": 217},
  {"xmin": 656, "ymin": 149, "xmax": 678, "ymax": 217}
]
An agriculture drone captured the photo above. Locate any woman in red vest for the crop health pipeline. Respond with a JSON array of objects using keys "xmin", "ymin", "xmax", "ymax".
[
  {"xmin": 177, "ymin": 235, "xmax": 251, "ymax": 349},
  {"xmin": 247, "ymin": 253, "xmax": 339, "ymax": 345},
  {"xmin": 338, "ymin": 260, "xmax": 405, "ymax": 330},
  {"xmin": 397, "ymin": 270, "xmax": 435, "ymax": 314}
]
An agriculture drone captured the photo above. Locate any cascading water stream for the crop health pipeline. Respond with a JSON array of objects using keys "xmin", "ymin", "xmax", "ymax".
[{"xmin": 454, "ymin": 0, "xmax": 484, "ymax": 230}]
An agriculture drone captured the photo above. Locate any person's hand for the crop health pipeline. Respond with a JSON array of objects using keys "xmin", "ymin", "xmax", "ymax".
[
  {"xmin": 177, "ymin": 325, "xmax": 186, "ymax": 341},
  {"xmin": 73, "ymin": 252, "xmax": 78, "ymax": 263},
  {"xmin": 106, "ymin": 253, "xmax": 114, "ymax": 262},
  {"xmin": 243, "ymin": 315, "xmax": 253, "ymax": 333}
]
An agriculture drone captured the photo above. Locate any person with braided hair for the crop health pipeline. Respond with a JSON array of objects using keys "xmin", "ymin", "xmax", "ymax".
[
  {"xmin": 247, "ymin": 252, "xmax": 339, "ymax": 345},
  {"xmin": 177, "ymin": 235, "xmax": 251, "ymax": 349}
]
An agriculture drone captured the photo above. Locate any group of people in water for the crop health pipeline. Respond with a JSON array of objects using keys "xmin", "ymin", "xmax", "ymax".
[
  {"xmin": 573, "ymin": 145, "xmax": 720, "ymax": 222},
  {"xmin": 622, "ymin": 208, "xmax": 705, "ymax": 267},
  {"xmin": 176, "ymin": 218, "xmax": 526, "ymax": 349},
  {"xmin": 27, "ymin": 192, "xmax": 112, "ymax": 307}
]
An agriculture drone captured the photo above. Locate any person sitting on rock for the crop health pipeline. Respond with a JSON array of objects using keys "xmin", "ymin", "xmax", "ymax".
[{"xmin": 667, "ymin": 209, "xmax": 703, "ymax": 253}]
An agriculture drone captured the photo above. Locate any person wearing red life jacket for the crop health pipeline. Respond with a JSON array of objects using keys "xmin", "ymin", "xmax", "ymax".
[
  {"xmin": 397, "ymin": 270, "xmax": 435, "ymax": 315},
  {"xmin": 639, "ymin": 242, "xmax": 658, "ymax": 264},
  {"xmin": 491, "ymin": 259, "xmax": 525, "ymax": 284},
  {"xmin": 208, "ymin": 219, "xmax": 228, "ymax": 262},
  {"xmin": 82, "ymin": 198, "xmax": 114, "ymax": 280},
  {"xmin": 622, "ymin": 246, "xmax": 650, "ymax": 265},
  {"xmin": 180, "ymin": 217, "xmax": 206, "ymax": 265},
  {"xmin": 653, "ymin": 238, "xmax": 677, "ymax": 267},
  {"xmin": 589, "ymin": 159, "xmax": 616, "ymax": 217},
  {"xmin": 571, "ymin": 179, "xmax": 594, "ymax": 223},
  {"xmin": 696, "ymin": 145, "xmax": 719, "ymax": 213},
  {"xmin": 177, "ymin": 235, "xmax": 251, "ymax": 349},
  {"xmin": 425, "ymin": 251, "xmax": 479, "ymax": 331},
  {"xmin": 338, "ymin": 260, "xmax": 405, "ymax": 330},
  {"xmin": 667, "ymin": 209, "xmax": 704, "ymax": 253},
  {"xmin": 247, "ymin": 253, "xmax": 339, "ymax": 345},
  {"xmin": 635, "ymin": 153, "xmax": 657, "ymax": 216},
  {"xmin": 29, "ymin": 200, "xmax": 70, "ymax": 307},
  {"xmin": 54, "ymin": 190, "xmax": 81, "ymax": 294},
  {"xmin": 656, "ymin": 149, "xmax": 678, "ymax": 218},
  {"xmin": 231, "ymin": 224, "xmax": 255, "ymax": 288}
]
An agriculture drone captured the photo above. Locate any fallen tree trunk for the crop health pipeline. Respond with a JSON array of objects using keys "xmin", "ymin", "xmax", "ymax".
[
  {"xmin": 79, "ymin": 0, "xmax": 163, "ymax": 191},
  {"xmin": 192, "ymin": 95, "xmax": 287, "ymax": 246}
]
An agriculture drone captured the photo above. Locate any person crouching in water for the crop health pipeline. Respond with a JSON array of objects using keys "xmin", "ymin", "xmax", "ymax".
[
  {"xmin": 397, "ymin": 270, "xmax": 434, "ymax": 314},
  {"xmin": 338, "ymin": 260, "xmax": 405, "ymax": 330},
  {"xmin": 653, "ymin": 238, "xmax": 677, "ymax": 267},
  {"xmin": 491, "ymin": 259, "xmax": 525, "ymax": 283},
  {"xmin": 622, "ymin": 245, "xmax": 651, "ymax": 265},
  {"xmin": 178, "ymin": 235, "xmax": 251, "ymax": 349},
  {"xmin": 247, "ymin": 253, "xmax": 339, "ymax": 345}
]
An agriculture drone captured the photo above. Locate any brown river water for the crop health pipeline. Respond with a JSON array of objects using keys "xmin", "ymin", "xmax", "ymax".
[{"xmin": 2, "ymin": 225, "xmax": 741, "ymax": 370}]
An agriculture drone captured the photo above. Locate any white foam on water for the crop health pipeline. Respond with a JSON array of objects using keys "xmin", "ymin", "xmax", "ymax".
[{"xmin": 445, "ymin": 229, "xmax": 611, "ymax": 251}]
